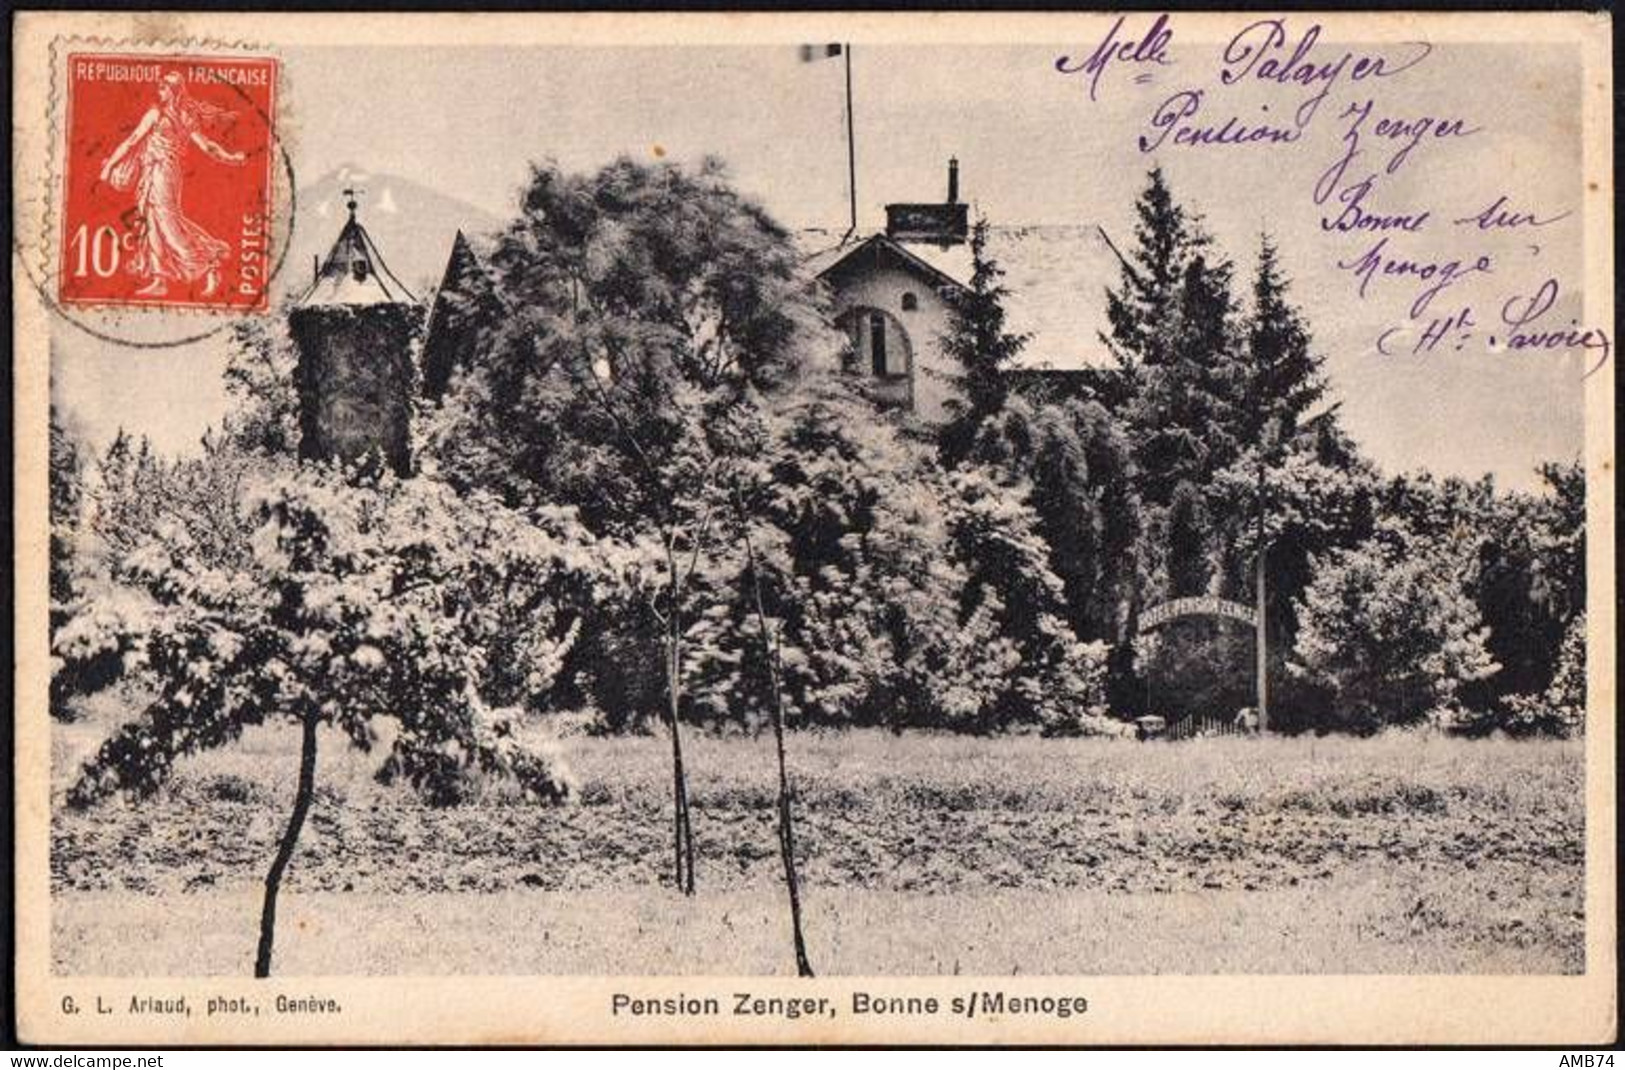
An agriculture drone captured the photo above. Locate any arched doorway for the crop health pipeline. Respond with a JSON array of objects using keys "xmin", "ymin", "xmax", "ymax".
[{"xmin": 836, "ymin": 306, "xmax": 914, "ymax": 410}]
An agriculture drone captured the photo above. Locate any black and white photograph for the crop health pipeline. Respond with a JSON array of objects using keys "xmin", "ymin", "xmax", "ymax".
[{"xmin": 11, "ymin": 10, "xmax": 1615, "ymax": 1047}]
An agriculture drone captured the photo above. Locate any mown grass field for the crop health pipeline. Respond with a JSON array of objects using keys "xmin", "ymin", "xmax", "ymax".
[{"xmin": 51, "ymin": 701, "xmax": 1585, "ymax": 976}]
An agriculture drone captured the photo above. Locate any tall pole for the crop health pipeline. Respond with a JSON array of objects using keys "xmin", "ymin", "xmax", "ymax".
[
  {"xmin": 844, "ymin": 43, "xmax": 857, "ymax": 238},
  {"xmin": 1255, "ymin": 440, "xmax": 1270, "ymax": 734}
]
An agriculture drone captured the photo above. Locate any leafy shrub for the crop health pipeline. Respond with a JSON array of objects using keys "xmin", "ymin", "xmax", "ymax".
[
  {"xmin": 676, "ymin": 379, "xmax": 1113, "ymax": 736},
  {"xmin": 1492, "ymin": 612, "xmax": 1586, "ymax": 737},
  {"xmin": 65, "ymin": 466, "xmax": 599, "ymax": 809},
  {"xmin": 942, "ymin": 467, "xmax": 1111, "ymax": 734},
  {"xmin": 1291, "ymin": 520, "xmax": 1499, "ymax": 731}
]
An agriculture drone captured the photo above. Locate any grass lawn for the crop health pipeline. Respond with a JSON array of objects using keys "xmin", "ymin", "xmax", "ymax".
[
  {"xmin": 51, "ymin": 706, "xmax": 1585, "ymax": 976},
  {"xmin": 55, "ymin": 866, "xmax": 1579, "ymax": 976}
]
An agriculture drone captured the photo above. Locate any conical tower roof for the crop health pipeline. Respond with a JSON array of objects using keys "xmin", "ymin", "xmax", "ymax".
[{"xmin": 299, "ymin": 189, "xmax": 417, "ymax": 307}]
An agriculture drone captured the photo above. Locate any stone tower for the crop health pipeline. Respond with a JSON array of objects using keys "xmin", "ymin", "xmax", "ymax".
[{"xmin": 289, "ymin": 189, "xmax": 422, "ymax": 477}]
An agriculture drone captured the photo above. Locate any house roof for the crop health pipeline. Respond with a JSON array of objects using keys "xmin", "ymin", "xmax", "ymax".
[
  {"xmin": 803, "ymin": 233, "xmax": 967, "ymax": 294},
  {"xmin": 800, "ymin": 225, "xmax": 1123, "ymax": 370}
]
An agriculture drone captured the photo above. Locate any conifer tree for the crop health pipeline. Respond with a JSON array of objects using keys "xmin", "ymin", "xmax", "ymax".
[
  {"xmin": 428, "ymin": 156, "xmax": 833, "ymax": 911},
  {"xmin": 1102, "ymin": 166, "xmax": 1194, "ymax": 378},
  {"xmin": 938, "ymin": 217, "xmax": 1030, "ymax": 468},
  {"xmin": 222, "ymin": 313, "xmax": 300, "ymax": 457},
  {"xmin": 1244, "ymin": 235, "xmax": 1326, "ymax": 442},
  {"xmin": 1103, "ymin": 169, "xmax": 1244, "ymax": 503},
  {"xmin": 65, "ymin": 470, "xmax": 583, "ymax": 976},
  {"xmin": 1221, "ymin": 235, "xmax": 1336, "ymax": 631}
]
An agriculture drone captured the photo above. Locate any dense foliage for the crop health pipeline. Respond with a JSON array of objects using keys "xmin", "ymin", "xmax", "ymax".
[
  {"xmin": 59, "ymin": 459, "xmax": 591, "ymax": 807},
  {"xmin": 937, "ymin": 218, "xmax": 1031, "ymax": 468},
  {"xmin": 418, "ymin": 159, "xmax": 1112, "ymax": 739},
  {"xmin": 1292, "ymin": 517, "xmax": 1500, "ymax": 732},
  {"xmin": 1094, "ymin": 169, "xmax": 1583, "ymax": 735}
]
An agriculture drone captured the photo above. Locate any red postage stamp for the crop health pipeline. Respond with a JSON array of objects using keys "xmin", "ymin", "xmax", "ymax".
[{"xmin": 58, "ymin": 53, "xmax": 277, "ymax": 311}]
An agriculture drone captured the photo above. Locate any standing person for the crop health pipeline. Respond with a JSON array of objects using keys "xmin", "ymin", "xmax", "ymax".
[{"xmin": 98, "ymin": 70, "xmax": 245, "ymax": 298}]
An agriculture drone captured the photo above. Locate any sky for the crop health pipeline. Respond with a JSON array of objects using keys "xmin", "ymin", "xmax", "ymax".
[{"xmin": 53, "ymin": 33, "xmax": 1592, "ymax": 490}]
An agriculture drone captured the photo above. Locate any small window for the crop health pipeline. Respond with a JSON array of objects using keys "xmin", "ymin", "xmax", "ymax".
[
  {"xmin": 869, "ymin": 312, "xmax": 888, "ymax": 378},
  {"xmin": 352, "ymin": 259, "xmax": 370, "ymax": 282},
  {"xmin": 901, "ymin": 292, "xmax": 919, "ymax": 312}
]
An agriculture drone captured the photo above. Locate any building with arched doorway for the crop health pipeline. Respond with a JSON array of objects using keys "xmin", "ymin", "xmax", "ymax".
[
  {"xmin": 802, "ymin": 159, "xmax": 1121, "ymax": 422},
  {"xmin": 814, "ymin": 244, "xmax": 955, "ymax": 414}
]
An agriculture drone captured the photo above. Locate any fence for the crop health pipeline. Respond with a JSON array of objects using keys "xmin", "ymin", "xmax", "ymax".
[{"xmin": 1164, "ymin": 711, "xmax": 1246, "ymax": 742}]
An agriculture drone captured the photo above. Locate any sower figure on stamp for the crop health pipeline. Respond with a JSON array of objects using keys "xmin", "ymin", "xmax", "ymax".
[{"xmin": 98, "ymin": 70, "xmax": 245, "ymax": 298}]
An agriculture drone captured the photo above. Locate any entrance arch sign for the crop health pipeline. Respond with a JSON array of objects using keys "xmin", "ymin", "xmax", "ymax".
[{"xmin": 1139, "ymin": 596, "xmax": 1257, "ymax": 632}]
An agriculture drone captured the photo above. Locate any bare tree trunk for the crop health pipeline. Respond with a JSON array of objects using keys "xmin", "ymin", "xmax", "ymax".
[
  {"xmin": 734, "ymin": 489, "xmax": 813, "ymax": 977},
  {"xmin": 663, "ymin": 547, "xmax": 697, "ymax": 895},
  {"xmin": 255, "ymin": 708, "xmax": 318, "ymax": 978},
  {"xmin": 665, "ymin": 625, "xmax": 696, "ymax": 895},
  {"xmin": 576, "ymin": 353, "xmax": 703, "ymax": 896}
]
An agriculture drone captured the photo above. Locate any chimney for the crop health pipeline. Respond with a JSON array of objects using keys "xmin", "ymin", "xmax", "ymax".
[{"xmin": 885, "ymin": 157, "xmax": 969, "ymax": 246}]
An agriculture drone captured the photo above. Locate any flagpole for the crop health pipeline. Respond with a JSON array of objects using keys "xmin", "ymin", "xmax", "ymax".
[{"xmin": 844, "ymin": 43, "xmax": 857, "ymax": 239}]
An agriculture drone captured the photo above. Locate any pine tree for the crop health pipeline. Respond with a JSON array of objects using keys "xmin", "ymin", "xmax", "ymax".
[
  {"xmin": 1103, "ymin": 169, "xmax": 1244, "ymax": 502},
  {"xmin": 1244, "ymin": 235, "xmax": 1326, "ymax": 442},
  {"xmin": 1133, "ymin": 251, "xmax": 1245, "ymax": 497},
  {"xmin": 1218, "ymin": 235, "xmax": 1336, "ymax": 670},
  {"xmin": 938, "ymin": 217, "xmax": 1030, "ymax": 468},
  {"xmin": 426, "ymin": 156, "xmax": 834, "ymax": 959},
  {"xmin": 66, "ymin": 470, "xmax": 583, "ymax": 976},
  {"xmin": 1102, "ymin": 166, "xmax": 1196, "ymax": 377}
]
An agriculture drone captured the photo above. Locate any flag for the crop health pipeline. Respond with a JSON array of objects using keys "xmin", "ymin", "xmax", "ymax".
[
  {"xmin": 799, "ymin": 43, "xmax": 843, "ymax": 62},
  {"xmin": 799, "ymin": 41, "xmax": 856, "ymax": 233}
]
